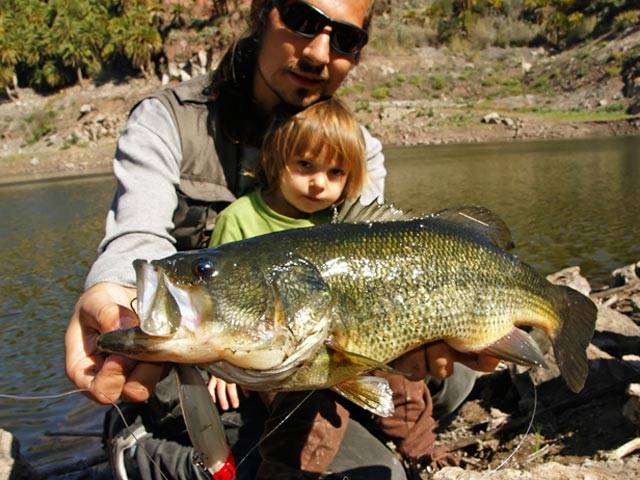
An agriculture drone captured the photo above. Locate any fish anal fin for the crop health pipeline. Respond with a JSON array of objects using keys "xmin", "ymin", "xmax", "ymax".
[
  {"xmin": 325, "ymin": 337, "xmax": 407, "ymax": 376},
  {"xmin": 480, "ymin": 327, "xmax": 547, "ymax": 368},
  {"xmin": 331, "ymin": 376, "xmax": 394, "ymax": 417}
]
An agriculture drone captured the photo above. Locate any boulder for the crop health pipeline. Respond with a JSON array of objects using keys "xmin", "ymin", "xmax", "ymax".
[{"xmin": 0, "ymin": 429, "xmax": 39, "ymax": 480}]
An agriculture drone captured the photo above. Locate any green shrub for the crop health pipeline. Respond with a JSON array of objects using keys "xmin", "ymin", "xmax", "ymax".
[
  {"xmin": 430, "ymin": 75, "xmax": 447, "ymax": 90},
  {"xmin": 604, "ymin": 66, "xmax": 621, "ymax": 78},
  {"xmin": 371, "ymin": 87, "xmax": 391, "ymax": 100},
  {"xmin": 613, "ymin": 10, "xmax": 640, "ymax": 32},
  {"xmin": 608, "ymin": 51, "xmax": 623, "ymax": 62},
  {"xmin": 354, "ymin": 99, "xmax": 371, "ymax": 113},
  {"xmin": 602, "ymin": 102, "xmax": 626, "ymax": 113},
  {"xmin": 339, "ymin": 84, "xmax": 366, "ymax": 96},
  {"xmin": 24, "ymin": 109, "xmax": 57, "ymax": 145}
]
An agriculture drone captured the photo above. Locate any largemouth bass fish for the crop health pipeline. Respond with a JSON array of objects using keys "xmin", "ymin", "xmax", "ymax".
[{"xmin": 98, "ymin": 205, "xmax": 597, "ymax": 416}]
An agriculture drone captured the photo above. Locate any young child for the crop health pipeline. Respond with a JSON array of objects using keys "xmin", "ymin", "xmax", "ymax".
[
  {"xmin": 206, "ymin": 96, "xmax": 367, "ymax": 408},
  {"xmin": 208, "ymin": 97, "xmax": 367, "ymax": 247},
  {"xmin": 206, "ymin": 97, "xmax": 457, "ymax": 477}
]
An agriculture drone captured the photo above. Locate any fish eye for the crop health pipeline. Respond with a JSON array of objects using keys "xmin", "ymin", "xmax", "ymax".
[{"xmin": 192, "ymin": 257, "xmax": 216, "ymax": 278}]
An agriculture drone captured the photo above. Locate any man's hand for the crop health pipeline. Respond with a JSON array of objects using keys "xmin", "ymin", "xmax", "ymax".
[
  {"xmin": 391, "ymin": 341, "xmax": 500, "ymax": 381},
  {"xmin": 64, "ymin": 282, "xmax": 169, "ymax": 404}
]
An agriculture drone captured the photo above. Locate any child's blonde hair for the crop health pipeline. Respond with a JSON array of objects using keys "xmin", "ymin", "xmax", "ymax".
[{"xmin": 260, "ymin": 98, "xmax": 367, "ymax": 203}]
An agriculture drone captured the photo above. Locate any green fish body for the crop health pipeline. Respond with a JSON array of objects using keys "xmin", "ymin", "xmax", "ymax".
[{"xmin": 98, "ymin": 206, "xmax": 597, "ymax": 416}]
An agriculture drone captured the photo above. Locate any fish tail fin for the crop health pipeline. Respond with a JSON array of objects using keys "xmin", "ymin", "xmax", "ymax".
[{"xmin": 551, "ymin": 286, "xmax": 597, "ymax": 393}]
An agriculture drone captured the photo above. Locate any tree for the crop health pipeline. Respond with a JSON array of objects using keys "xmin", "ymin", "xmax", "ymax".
[
  {"xmin": 103, "ymin": 3, "xmax": 162, "ymax": 78},
  {"xmin": 0, "ymin": 11, "xmax": 21, "ymax": 99},
  {"xmin": 47, "ymin": 0, "xmax": 109, "ymax": 87}
]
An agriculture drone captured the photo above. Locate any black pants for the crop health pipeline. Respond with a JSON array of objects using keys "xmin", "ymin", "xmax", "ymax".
[{"xmin": 104, "ymin": 365, "xmax": 476, "ymax": 480}]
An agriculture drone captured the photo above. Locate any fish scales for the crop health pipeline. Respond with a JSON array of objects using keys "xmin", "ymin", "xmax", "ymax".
[
  {"xmin": 241, "ymin": 220, "xmax": 562, "ymax": 388},
  {"xmin": 98, "ymin": 207, "xmax": 597, "ymax": 416}
]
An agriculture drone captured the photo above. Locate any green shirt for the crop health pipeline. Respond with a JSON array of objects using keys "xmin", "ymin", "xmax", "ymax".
[{"xmin": 209, "ymin": 190, "xmax": 332, "ymax": 246}]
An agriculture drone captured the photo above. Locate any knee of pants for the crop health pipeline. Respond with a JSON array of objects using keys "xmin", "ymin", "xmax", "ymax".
[
  {"xmin": 429, "ymin": 363, "xmax": 477, "ymax": 419},
  {"xmin": 324, "ymin": 418, "xmax": 407, "ymax": 480}
]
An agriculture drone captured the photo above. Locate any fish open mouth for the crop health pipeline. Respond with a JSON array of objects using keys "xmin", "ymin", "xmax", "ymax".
[{"xmin": 134, "ymin": 259, "xmax": 210, "ymax": 337}]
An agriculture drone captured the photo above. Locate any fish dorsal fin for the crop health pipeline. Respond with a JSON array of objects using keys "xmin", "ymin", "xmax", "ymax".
[
  {"xmin": 334, "ymin": 197, "xmax": 412, "ymax": 224},
  {"xmin": 429, "ymin": 206, "xmax": 515, "ymax": 251},
  {"xmin": 480, "ymin": 326, "xmax": 547, "ymax": 368},
  {"xmin": 332, "ymin": 376, "xmax": 394, "ymax": 417}
]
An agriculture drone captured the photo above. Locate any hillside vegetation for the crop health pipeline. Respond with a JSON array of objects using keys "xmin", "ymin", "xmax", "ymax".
[
  {"xmin": 1, "ymin": 0, "xmax": 639, "ymax": 96},
  {"xmin": 1, "ymin": 1, "xmax": 639, "ymax": 180}
]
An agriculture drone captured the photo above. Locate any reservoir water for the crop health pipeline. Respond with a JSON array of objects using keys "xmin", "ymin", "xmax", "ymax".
[{"xmin": 0, "ymin": 136, "xmax": 638, "ymax": 473}]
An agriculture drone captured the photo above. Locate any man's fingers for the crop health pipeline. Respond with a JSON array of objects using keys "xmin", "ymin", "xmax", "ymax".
[
  {"xmin": 456, "ymin": 352, "xmax": 501, "ymax": 372},
  {"xmin": 216, "ymin": 381, "xmax": 230, "ymax": 410},
  {"xmin": 123, "ymin": 361, "xmax": 169, "ymax": 402},
  {"xmin": 425, "ymin": 341, "xmax": 455, "ymax": 380},
  {"xmin": 89, "ymin": 355, "xmax": 133, "ymax": 405}
]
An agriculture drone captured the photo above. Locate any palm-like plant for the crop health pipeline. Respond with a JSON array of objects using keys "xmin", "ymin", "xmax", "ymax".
[
  {"xmin": 0, "ymin": 12, "xmax": 21, "ymax": 99},
  {"xmin": 47, "ymin": 0, "xmax": 108, "ymax": 87},
  {"xmin": 103, "ymin": 4, "xmax": 162, "ymax": 78}
]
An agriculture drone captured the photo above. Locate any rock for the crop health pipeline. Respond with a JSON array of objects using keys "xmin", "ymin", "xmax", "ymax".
[
  {"xmin": 595, "ymin": 304, "xmax": 640, "ymax": 337},
  {"xmin": 547, "ymin": 266, "xmax": 591, "ymax": 296},
  {"xmin": 79, "ymin": 103, "xmax": 93, "ymax": 117},
  {"xmin": 482, "ymin": 112, "xmax": 501, "ymax": 124},
  {"xmin": 434, "ymin": 461, "xmax": 630, "ymax": 480},
  {"xmin": 609, "ymin": 261, "xmax": 640, "ymax": 288},
  {"xmin": 197, "ymin": 49, "xmax": 208, "ymax": 68},
  {"xmin": 0, "ymin": 429, "xmax": 40, "ymax": 479}
]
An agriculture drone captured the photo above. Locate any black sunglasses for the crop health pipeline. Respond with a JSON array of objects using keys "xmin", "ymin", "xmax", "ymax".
[{"xmin": 273, "ymin": 0, "xmax": 369, "ymax": 55}]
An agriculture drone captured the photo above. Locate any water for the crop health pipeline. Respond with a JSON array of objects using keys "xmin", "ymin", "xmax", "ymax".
[
  {"xmin": 0, "ymin": 136, "xmax": 638, "ymax": 472},
  {"xmin": 0, "ymin": 176, "xmax": 116, "ymax": 473},
  {"xmin": 385, "ymin": 136, "xmax": 640, "ymax": 285}
]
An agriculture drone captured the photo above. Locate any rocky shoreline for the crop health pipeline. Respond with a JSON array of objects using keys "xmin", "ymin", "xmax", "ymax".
[
  {"xmin": 2, "ymin": 33, "xmax": 640, "ymax": 185},
  {"xmin": 1, "ymin": 107, "xmax": 638, "ymax": 186}
]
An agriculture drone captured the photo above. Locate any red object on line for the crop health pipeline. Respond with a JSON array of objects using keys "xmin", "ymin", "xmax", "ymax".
[{"xmin": 211, "ymin": 451, "xmax": 236, "ymax": 480}]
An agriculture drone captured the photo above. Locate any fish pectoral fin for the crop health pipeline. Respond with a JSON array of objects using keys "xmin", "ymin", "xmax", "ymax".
[
  {"xmin": 269, "ymin": 256, "xmax": 333, "ymax": 335},
  {"xmin": 331, "ymin": 376, "xmax": 394, "ymax": 417},
  {"xmin": 325, "ymin": 337, "xmax": 405, "ymax": 376},
  {"xmin": 480, "ymin": 327, "xmax": 547, "ymax": 368}
]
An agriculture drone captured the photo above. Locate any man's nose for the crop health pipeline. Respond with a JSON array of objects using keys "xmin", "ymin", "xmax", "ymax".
[{"xmin": 302, "ymin": 27, "xmax": 332, "ymax": 66}]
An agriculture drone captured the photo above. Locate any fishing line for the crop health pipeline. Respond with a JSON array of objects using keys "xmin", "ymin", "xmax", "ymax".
[
  {"xmin": 488, "ymin": 372, "xmax": 538, "ymax": 473},
  {"xmin": 96, "ymin": 390, "xmax": 170, "ymax": 480},
  {"xmin": 236, "ymin": 390, "xmax": 316, "ymax": 470},
  {"xmin": 0, "ymin": 388, "xmax": 169, "ymax": 480},
  {"xmin": 130, "ymin": 297, "xmax": 138, "ymax": 315},
  {"xmin": 0, "ymin": 389, "xmax": 89, "ymax": 400}
]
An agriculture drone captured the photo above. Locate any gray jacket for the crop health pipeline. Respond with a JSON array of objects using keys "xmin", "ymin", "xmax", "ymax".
[{"xmin": 85, "ymin": 75, "xmax": 386, "ymax": 289}]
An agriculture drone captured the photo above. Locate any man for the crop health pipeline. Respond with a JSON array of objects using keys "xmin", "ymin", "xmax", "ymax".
[{"xmin": 65, "ymin": 1, "xmax": 498, "ymax": 478}]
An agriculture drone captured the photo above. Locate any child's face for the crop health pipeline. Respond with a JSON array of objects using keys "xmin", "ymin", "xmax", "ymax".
[{"xmin": 279, "ymin": 149, "xmax": 348, "ymax": 215}]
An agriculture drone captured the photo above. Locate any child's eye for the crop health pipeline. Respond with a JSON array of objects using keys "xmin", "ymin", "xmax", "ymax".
[
  {"xmin": 296, "ymin": 160, "xmax": 313, "ymax": 169},
  {"xmin": 330, "ymin": 169, "xmax": 345, "ymax": 177}
]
